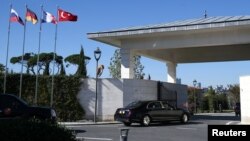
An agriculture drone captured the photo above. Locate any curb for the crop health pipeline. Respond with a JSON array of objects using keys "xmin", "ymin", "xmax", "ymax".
[{"xmin": 59, "ymin": 121, "xmax": 121, "ymax": 126}]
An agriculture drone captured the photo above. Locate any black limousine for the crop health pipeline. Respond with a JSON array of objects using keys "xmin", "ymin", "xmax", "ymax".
[{"xmin": 114, "ymin": 100, "xmax": 190, "ymax": 126}]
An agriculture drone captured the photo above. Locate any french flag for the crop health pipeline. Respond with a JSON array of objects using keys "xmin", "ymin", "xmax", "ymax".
[
  {"xmin": 10, "ymin": 8, "xmax": 24, "ymax": 25},
  {"xmin": 41, "ymin": 11, "xmax": 57, "ymax": 24}
]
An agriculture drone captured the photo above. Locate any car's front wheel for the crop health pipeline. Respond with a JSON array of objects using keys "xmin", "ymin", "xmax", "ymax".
[
  {"xmin": 181, "ymin": 113, "xmax": 188, "ymax": 123},
  {"xmin": 141, "ymin": 115, "xmax": 151, "ymax": 126}
]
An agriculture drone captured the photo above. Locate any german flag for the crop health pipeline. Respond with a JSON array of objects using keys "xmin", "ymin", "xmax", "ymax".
[{"xmin": 26, "ymin": 8, "xmax": 38, "ymax": 24}]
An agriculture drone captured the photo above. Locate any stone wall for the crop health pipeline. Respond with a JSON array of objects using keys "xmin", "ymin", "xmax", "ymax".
[{"xmin": 77, "ymin": 78, "xmax": 187, "ymax": 121}]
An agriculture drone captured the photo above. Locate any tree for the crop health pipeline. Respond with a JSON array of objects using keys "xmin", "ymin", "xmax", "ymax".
[
  {"xmin": 0, "ymin": 63, "xmax": 5, "ymax": 73},
  {"xmin": 228, "ymin": 84, "xmax": 240, "ymax": 105},
  {"xmin": 28, "ymin": 52, "xmax": 64, "ymax": 75},
  {"xmin": 75, "ymin": 46, "xmax": 87, "ymax": 77},
  {"xmin": 10, "ymin": 53, "xmax": 34, "ymax": 74},
  {"xmin": 64, "ymin": 45, "xmax": 90, "ymax": 77},
  {"xmin": 133, "ymin": 56, "xmax": 145, "ymax": 79},
  {"xmin": 108, "ymin": 49, "xmax": 121, "ymax": 78},
  {"xmin": 108, "ymin": 49, "xmax": 145, "ymax": 79},
  {"xmin": 207, "ymin": 86, "xmax": 216, "ymax": 112},
  {"xmin": 60, "ymin": 63, "xmax": 66, "ymax": 75}
]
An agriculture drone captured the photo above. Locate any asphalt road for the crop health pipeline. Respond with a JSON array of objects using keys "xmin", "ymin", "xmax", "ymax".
[{"xmin": 65, "ymin": 113, "xmax": 241, "ymax": 141}]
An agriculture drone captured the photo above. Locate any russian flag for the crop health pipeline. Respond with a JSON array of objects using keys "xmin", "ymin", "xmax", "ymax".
[
  {"xmin": 41, "ymin": 11, "xmax": 57, "ymax": 24},
  {"xmin": 10, "ymin": 9, "xmax": 24, "ymax": 25}
]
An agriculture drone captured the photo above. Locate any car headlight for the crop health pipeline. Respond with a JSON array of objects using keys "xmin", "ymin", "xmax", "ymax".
[{"xmin": 51, "ymin": 109, "xmax": 56, "ymax": 117}]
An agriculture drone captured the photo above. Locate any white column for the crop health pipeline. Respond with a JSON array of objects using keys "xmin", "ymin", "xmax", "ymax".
[
  {"xmin": 121, "ymin": 49, "xmax": 135, "ymax": 79},
  {"xmin": 240, "ymin": 75, "xmax": 250, "ymax": 124},
  {"xmin": 166, "ymin": 61, "xmax": 177, "ymax": 83}
]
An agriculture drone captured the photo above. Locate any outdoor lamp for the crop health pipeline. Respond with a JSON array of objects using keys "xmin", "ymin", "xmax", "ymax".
[
  {"xmin": 193, "ymin": 79, "xmax": 197, "ymax": 113},
  {"xmin": 94, "ymin": 47, "xmax": 101, "ymax": 61},
  {"xmin": 193, "ymin": 79, "xmax": 197, "ymax": 87},
  {"xmin": 94, "ymin": 47, "xmax": 101, "ymax": 123}
]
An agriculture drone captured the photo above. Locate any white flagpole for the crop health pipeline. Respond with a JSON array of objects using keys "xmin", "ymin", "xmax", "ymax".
[
  {"xmin": 19, "ymin": 5, "xmax": 27, "ymax": 98},
  {"xmin": 51, "ymin": 6, "xmax": 59, "ymax": 107},
  {"xmin": 35, "ymin": 5, "xmax": 43, "ymax": 105},
  {"xmin": 3, "ymin": 4, "xmax": 12, "ymax": 94}
]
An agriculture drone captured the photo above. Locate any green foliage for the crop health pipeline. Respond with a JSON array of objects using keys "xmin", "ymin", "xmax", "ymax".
[
  {"xmin": 10, "ymin": 52, "xmax": 64, "ymax": 75},
  {"xmin": 60, "ymin": 63, "xmax": 66, "ymax": 75},
  {"xmin": 109, "ymin": 49, "xmax": 121, "ymax": 78},
  {"xmin": 228, "ymin": 84, "xmax": 240, "ymax": 104},
  {"xmin": 65, "ymin": 45, "xmax": 90, "ymax": 77},
  {"xmin": 10, "ymin": 53, "xmax": 34, "ymax": 74},
  {"xmin": 0, "ymin": 74, "xmax": 84, "ymax": 121},
  {"xmin": 207, "ymin": 86, "xmax": 216, "ymax": 112},
  {"xmin": 75, "ymin": 46, "xmax": 87, "ymax": 77},
  {"xmin": 0, "ymin": 119, "xmax": 76, "ymax": 141},
  {"xmin": 0, "ymin": 63, "xmax": 5, "ymax": 73},
  {"xmin": 53, "ymin": 76, "xmax": 85, "ymax": 121},
  {"xmin": 133, "ymin": 55, "xmax": 145, "ymax": 79},
  {"xmin": 109, "ymin": 49, "xmax": 145, "ymax": 79},
  {"xmin": 188, "ymin": 86, "xmax": 230, "ymax": 113}
]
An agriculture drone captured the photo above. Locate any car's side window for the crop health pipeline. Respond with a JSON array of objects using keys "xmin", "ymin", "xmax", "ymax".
[
  {"xmin": 1, "ymin": 96, "xmax": 24, "ymax": 110},
  {"xmin": 147, "ymin": 102, "xmax": 163, "ymax": 109},
  {"xmin": 162, "ymin": 102, "xmax": 173, "ymax": 110}
]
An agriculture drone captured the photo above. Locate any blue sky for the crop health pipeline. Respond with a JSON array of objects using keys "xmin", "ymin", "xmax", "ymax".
[{"xmin": 1, "ymin": 0, "xmax": 250, "ymax": 87}]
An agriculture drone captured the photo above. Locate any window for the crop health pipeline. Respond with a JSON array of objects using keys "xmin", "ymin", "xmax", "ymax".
[{"xmin": 147, "ymin": 102, "xmax": 162, "ymax": 109}]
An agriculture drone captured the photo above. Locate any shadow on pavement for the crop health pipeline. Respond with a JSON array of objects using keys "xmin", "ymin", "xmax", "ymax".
[
  {"xmin": 129, "ymin": 121, "xmax": 203, "ymax": 127},
  {"xmin": 191, "ymin": 114, "xmax": 241, "ymax": 121}
]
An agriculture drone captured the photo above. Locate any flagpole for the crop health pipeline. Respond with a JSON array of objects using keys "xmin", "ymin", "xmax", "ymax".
[
  {"xmin": 51, "ymin": 6, "xmax": 59, "ymax": 107},
  {"xmin": 35, "ymin": 5, "xmax": 43, "ymax": 105},
  {"xmin": 19, "ymin": 4, "xmax": 27, "ymax": 98},
  {"xmin": 3, "ymin": 4, "xmax": 12, "ymax": 94}
]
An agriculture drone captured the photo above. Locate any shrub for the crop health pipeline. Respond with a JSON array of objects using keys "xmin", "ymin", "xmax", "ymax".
[
  {"xmin": 0, "ymin": 119, "xmax": 76, "ymax": 141},
  {"xmin": 0, "ymin": 74, "xmax": 85, "ymax": 121}
]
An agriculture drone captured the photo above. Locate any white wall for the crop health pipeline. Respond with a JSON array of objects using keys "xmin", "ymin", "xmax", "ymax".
[
  {"xmin": 240, "ymin": 75, "xmax": 250, "ymax": 124},
  {"xmin": 78, "ymin": 78, "xmax": 187, "ymax": 121}
]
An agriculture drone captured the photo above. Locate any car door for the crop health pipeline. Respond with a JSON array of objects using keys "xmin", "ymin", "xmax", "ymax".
[
  {"xmin": 162, "ymin": 101, "xmax": 182, "ymax": 120},
  {"xmin": 147, "ymin": 101, "xmax": 166, "ymax": 121}
]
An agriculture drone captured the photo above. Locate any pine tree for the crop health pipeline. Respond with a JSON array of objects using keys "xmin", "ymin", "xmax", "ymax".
[{"xmin": 75, "ymin": 46, "xmax": 87, "ymax": 77}]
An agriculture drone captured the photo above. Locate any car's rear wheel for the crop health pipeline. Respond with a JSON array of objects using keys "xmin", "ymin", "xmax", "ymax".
[
  {"xmin": 141, "ymin": 115, "xmax": 151, "ymax": 126},
  {"xmin": 181, "ymin": 113, "xmax": 188, "ymax": 123},
  {"xmin": 123, "ymin": 122, "xmax": 132, "ymax": 126}
]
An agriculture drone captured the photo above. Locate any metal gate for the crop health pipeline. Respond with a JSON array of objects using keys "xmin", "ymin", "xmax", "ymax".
[{"xmin": 157, "ymin": 81, "xmax": 177, "ymax": 107}]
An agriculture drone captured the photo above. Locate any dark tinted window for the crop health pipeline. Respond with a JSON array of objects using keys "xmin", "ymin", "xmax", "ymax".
[
  {"xmin": 125, "ymin": 101, "xmax": 144, "ymax": 108},
  {"xmin": 162, "ymin": 101, "xmax": 174, "ymax": 110},
  {"xmin": 147, "ymin": 102, "xmax": 162, "ymax": 109},
  {"xmin": 0, "ymin": 95, "xmax": 27, "ymax": 109}
]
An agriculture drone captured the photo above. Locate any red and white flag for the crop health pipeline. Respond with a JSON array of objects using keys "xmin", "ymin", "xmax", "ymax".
[{"xmin": 58, "ymin": 9, "xmax": 77, "ymax": 22}]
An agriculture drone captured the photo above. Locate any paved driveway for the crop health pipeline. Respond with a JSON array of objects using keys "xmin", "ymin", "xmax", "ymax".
[{"xmin": 65, "ymin": 112, "xmax": 240, "ymax": 141}]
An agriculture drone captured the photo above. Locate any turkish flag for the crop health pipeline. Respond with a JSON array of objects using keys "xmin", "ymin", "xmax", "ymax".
[{"xmin": 58, "ymin": 9, "xmax": 77, "ymax": 22}]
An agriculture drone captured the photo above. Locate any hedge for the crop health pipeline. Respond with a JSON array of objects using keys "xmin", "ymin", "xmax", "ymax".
[
  {"xmin": 0, "ymin": 73, "xmax": 85, "ymax": 121},
  {"xmin": 0, "ymin": 119, "xmax": 76, "ymax": 141}
]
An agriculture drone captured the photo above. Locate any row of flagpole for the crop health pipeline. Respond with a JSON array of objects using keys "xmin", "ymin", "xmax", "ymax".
[{"xmin": 3, "ymin": 4, "xmax": 77, "ymax": 107}]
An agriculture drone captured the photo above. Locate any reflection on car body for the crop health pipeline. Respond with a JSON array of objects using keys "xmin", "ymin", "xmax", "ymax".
[{"xmin": 114, "ymin": 100, "xmax": 190, "ymax": 126}]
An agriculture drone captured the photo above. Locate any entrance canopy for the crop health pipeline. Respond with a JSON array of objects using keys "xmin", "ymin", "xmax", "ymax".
[{"xmin": 87, "ymin": 16, "xmax": 250, "ymax": 82}]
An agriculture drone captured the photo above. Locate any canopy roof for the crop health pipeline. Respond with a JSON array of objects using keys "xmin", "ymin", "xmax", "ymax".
[{"xmin": 88, "ymin": 16, "xmax": 250, "ymax": 63}]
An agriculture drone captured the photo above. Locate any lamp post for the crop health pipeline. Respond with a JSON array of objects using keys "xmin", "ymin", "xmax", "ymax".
[
  {"xmin": 193, "ymin": 79, "xmax": 197, "ymax": 113},
  {"xmin": 94, "ymin": 47, "xmax": 101, "ymax": 123}
]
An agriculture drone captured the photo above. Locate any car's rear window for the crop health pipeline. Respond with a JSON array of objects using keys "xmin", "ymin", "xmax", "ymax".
[{"xmin": 125, "ymin": 101, "xmax": 144, "ymax": 108}]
